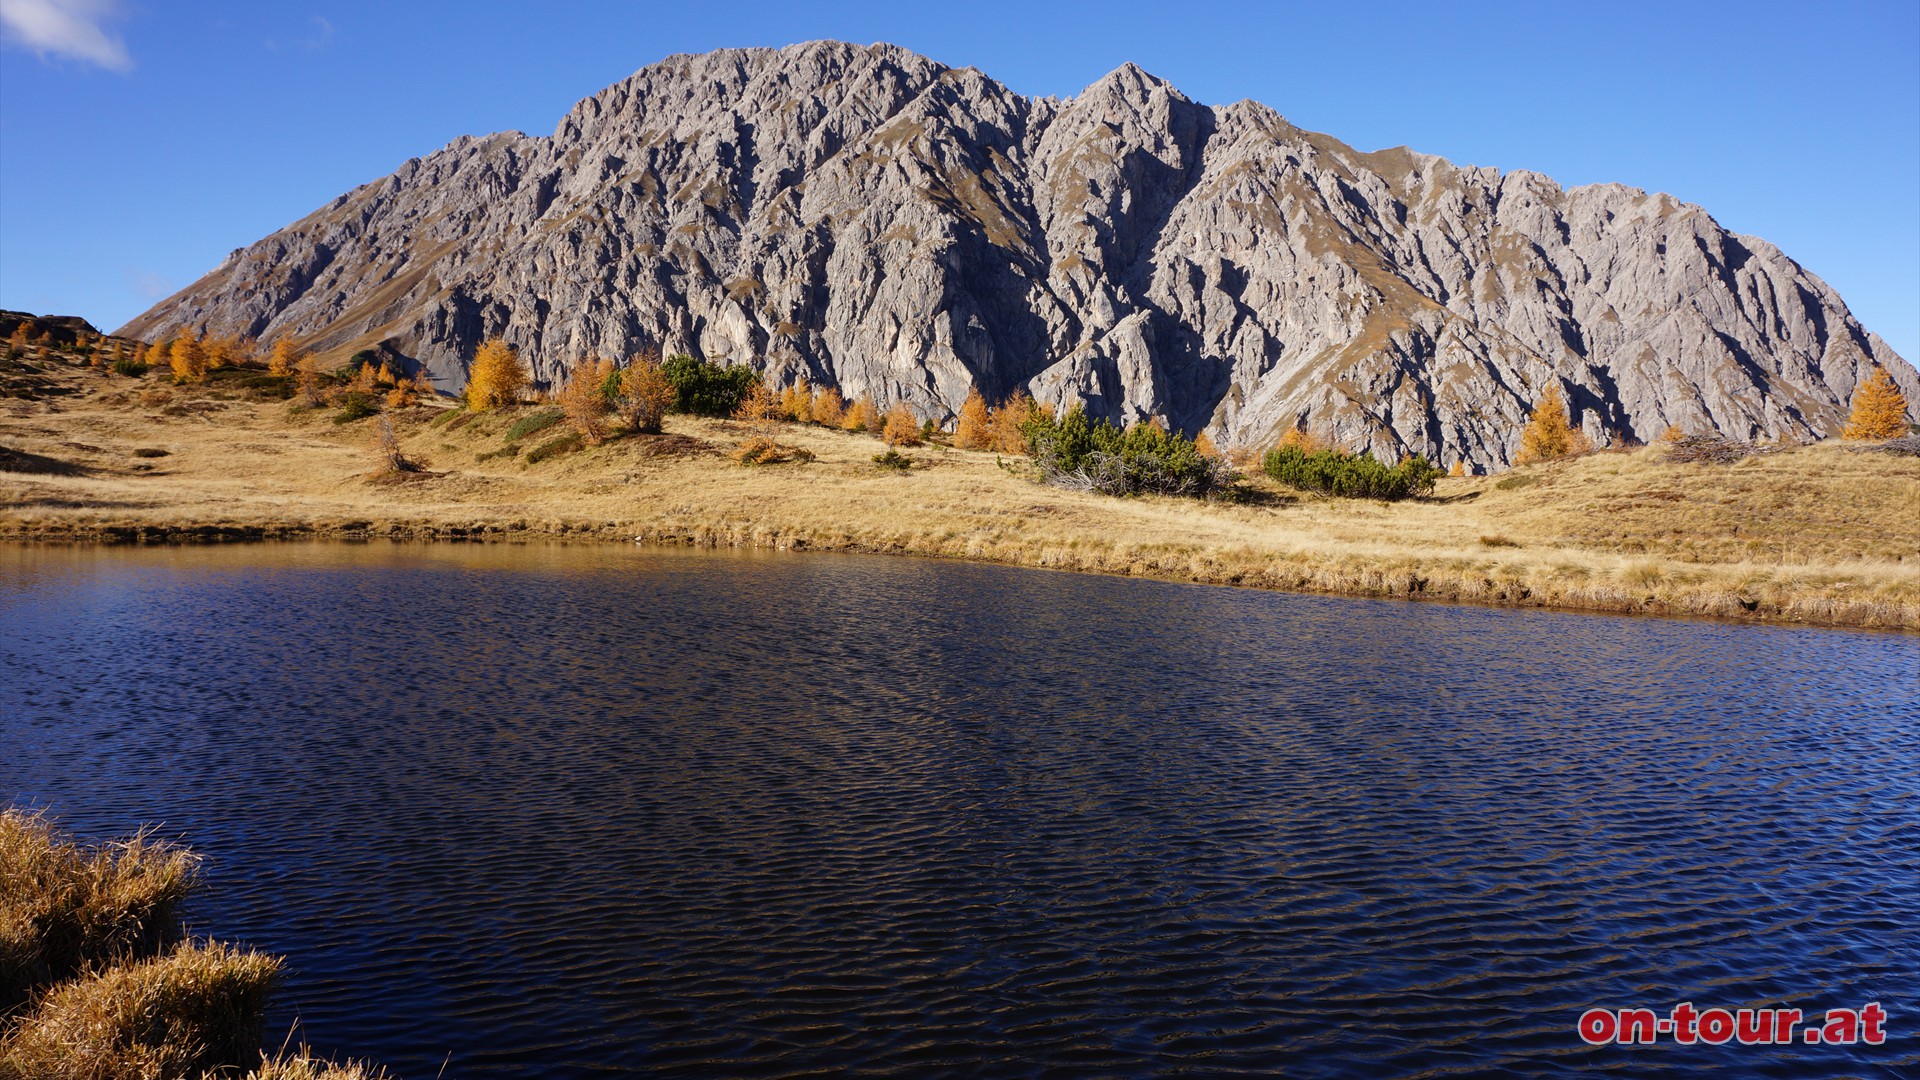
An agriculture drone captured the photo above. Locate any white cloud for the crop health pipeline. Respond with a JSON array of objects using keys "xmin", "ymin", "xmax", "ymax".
[
  {"xmin": 265, "ymin": 14, "xmax": 333, "ymax": 55},
  {"xmin": 0, "ymin": 0, "xmax": 131, "ymax": 72},
  {"xmin": 125, "ymin": 268, "xmax": 173, "ymax": 299}
]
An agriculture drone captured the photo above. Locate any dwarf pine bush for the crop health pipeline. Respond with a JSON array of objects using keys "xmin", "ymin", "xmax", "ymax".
[
  {"xmin": 660, "ymin": 354, "xmax": 759, "ymax": 416},
  {"xmin": 1020, "ymin": 406, "xmax": 1233, "ymax": 498},
  {"xmin": 1261, "ymin": 444, "xmax": 1441, "ymax": 500}
]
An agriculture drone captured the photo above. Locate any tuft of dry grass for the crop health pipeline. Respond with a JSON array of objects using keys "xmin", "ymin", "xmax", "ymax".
[
  {"xmin": 1, "ymin": 809, "xmax": 200, "ymax": 1018},
  {"xmin": 2, "ymin": 940, "xmax": 280, "ymax": 1079},
  {"xmin": 732, "ymin": 435, "xmax": 813, "ymax": 465},
  {"xmin": 245, "ymin": 1049, "xmax": 395, "ymax": 1080},
  {"xmin": 0, "ymin": 811, "xmax": 382, "ymax": 1079}
]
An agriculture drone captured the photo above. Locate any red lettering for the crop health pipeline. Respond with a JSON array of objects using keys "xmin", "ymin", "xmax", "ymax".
[
  {"xmin": 1618, "ymin": 1008, "xmax": 1657, "ymax": 1044},
  {"xmin": 1672, "ymin": 1002, "xmax": 1698, "ymax": 1044},
  {"xmin": 1698, "ymin": 1008, "xmax": 1735, "ymax": 1044},
  {"xmin": 1579, "ymin": 1008, "xmax": 1618, "ymax": 1045},
  {"xmin": 1735, "ymin": 1008, "xmax": 1772, "ymax": 1045},
  {"xmin": 1861, "ymin": 1002, "xmax": 1886, "ymax": 1045},
  {"xmin": 1822, "ymin": 1008, "xmax": 1859, "ymax": 1045}
]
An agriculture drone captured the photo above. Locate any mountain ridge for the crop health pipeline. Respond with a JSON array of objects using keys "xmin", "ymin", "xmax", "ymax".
[{"xmin": 120, "ymin": 40, "xmax": 1916, "ymax": 467}]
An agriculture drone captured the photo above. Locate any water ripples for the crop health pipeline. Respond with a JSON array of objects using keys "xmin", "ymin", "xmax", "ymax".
[{"xmin": 2, "ymin": 543, "xmax": 1916, "ymax": 1077}]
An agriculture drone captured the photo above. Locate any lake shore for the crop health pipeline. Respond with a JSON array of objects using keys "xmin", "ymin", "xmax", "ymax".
[{"xmin": 4, "ymin": 355, "xmax": 1918, "ymax": 630}]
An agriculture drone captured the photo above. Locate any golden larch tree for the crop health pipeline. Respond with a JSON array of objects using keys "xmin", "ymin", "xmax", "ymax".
[
  {"xmin": 810, "ymin": 386, "xmax": 845, "ymax": 427},
  {"xmin": 881, "ymin": 402, "xmax": 922, "ymax": 447},
  {"xmin": 954, "ymin": 389, "xmax": 993, "ymax": 449},
  {"xmin": 168, "ymin": 332, "xmax": 206, "ymax": 383},
  {"xmin": 1276, "ymin": 424, "xmax": 1327, "ymax": 454},
  {"xmin": 616, "ymin": 355, "xmax": 675, "ymax": 434},
  {"xmin": 560, "ymin": 358, "xmax": 616, "ymax": 443},
  {"xmin": 1842, "ymin": 365, "xmax": 1910, "ymax": 439},
  {"xmin": 1513, "ymin": 384, "xmax": 1593, "ymax": 464},
  {"xmin": 779, "ymin": 377, "xmax": 812, "ymax": 422},
  {"xmin": 267, "ymin": 338, "xmax": 304, "ymax": 377},
  {"xmin": 294, "ymin": 353, "xmax": 327, "ymax": 407},
  {"xmin": 842, "ymin": 395, "xmax": 879, "ymax": 433},
  {"xmin": 1194, "ymin": 431, "xmax": 1221, "ymax": 459},
  {"xmin": 732, "ymin": 376, "xmax": 782, "ymax": 439},
  {"xmin": 990, "ymin": 392, "xmax": 1041, "ymax": 454},
  {"xmin": 465, "ymin": 338, "xmax": 528, "ymax": 411},
  {"xmin": 384, "ymin": 367, "xmax": 430, "ymax": 405}
]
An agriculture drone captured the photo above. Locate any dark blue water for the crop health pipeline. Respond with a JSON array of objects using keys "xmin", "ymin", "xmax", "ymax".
[{"xmin": 2, "ymin": 544, "xmax": 1916, "ymax": 1078}]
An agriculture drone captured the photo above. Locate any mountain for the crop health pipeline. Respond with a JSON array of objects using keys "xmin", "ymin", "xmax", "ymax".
[{"xmin": 118, "ymin": 41, "xmax": 1915, "ymax": 467}]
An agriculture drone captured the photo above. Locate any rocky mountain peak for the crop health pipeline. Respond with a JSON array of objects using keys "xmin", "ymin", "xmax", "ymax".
[{"xmin": 119, "ymin": 40, "xmax": 1915, "ymax": 467}]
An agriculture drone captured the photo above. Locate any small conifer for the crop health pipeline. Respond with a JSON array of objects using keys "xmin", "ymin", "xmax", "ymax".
[
  {"xmin": 955, "ymin": 389, "xmax": 993, "ymax": 449},
  {"xmin": 465, "ymin": 338, "xmax": 528, "ymax": 411},
  {"xmin": 882, "ymin": 402, "xmax": 922, "ymax": 447},
  {"xmin": 1842, "ymin": 365, "xmax": 1910, "ymax": 440}
]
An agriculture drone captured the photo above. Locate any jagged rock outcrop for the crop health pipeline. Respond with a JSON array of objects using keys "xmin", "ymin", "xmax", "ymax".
[{"xmin": 118, "ymin": 41, "xmax": 1915, "ymax": 468}]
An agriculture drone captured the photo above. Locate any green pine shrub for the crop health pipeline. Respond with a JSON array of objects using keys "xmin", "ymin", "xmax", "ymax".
[
  {"xmin": 502, "ymin": 409, "xmax": 564, "ymax": 443},
  {"xmin": 1020, "ymin": 406, "xmax": 1233, "ymax": 498},
  {"xmin": 1260, "ymin": 444, "xmax": 1440, "ymax": 500},
  {"xmin": 525, "ymin": 432, "xmax": 584, "ymax": 464},
  {"xmin": 660, "ymin": 354, "xmax": 759, "ymax": 417}
]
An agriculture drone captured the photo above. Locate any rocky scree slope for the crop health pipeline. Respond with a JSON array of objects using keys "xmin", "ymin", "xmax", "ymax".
[{"xmin": 119, "ymin": 41, "xmax": 1916, "ymax": 468}]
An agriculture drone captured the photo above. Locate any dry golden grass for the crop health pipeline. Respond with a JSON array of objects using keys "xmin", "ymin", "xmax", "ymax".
[
  {"xmin": 2, "ymin": 940, "xmax": 280, "ymax": 1079},
  {"xmin": 4, "ymin": 356, "xmax": 1919, "ymax": 628},
  {"xmin": 245, "ymin": 1050, "xmax": 395, "ymax": 1080},
  {"xmin": 1, "ymin": 810, "xmax": 199, "ymax": 1018},
  {"xmin": 1, "ymin": 811, "xmax": 380, "ymax": 1079}
]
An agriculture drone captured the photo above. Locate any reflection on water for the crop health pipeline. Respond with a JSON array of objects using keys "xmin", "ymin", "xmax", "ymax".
[{"xmin": 2, "ymin": 543, "xmax": 1916, "ymax": 1078}]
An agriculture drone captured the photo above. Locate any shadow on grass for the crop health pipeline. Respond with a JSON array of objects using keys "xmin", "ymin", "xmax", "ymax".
[{"xmin": 0, "ymin": 444, "xmax": 93, "ymax": 476}]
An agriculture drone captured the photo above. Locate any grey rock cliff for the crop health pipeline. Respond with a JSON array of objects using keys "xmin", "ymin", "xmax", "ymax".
[{"xmin": 119, "ymin": 41, "xmax": 1916, "ymax": 468}]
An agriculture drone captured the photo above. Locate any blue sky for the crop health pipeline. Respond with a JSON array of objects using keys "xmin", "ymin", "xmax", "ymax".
[{"xmin": 1, "ymin": 0, "xmax": 1915, "ymax": 358}]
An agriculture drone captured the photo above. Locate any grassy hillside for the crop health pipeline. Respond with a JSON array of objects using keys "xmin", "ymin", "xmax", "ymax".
[{"xmin": 3, "ymin": 346, "xmax": 1917, "ymax": 629}]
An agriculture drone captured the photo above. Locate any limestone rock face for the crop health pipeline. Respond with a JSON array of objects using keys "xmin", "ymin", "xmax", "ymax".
[{"xmin": 118, "ymin": 41, "xmax": 1915, "ymax": 467}]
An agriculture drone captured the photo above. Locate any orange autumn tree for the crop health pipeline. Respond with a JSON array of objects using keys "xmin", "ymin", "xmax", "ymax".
[
  {"xmin": 778, "ymin": 377, "xmax": 813, "ymax": 422},
  {"xmin": 881, "ymin": 402, "xmax": 922, "ymax": 447},
  {"xmin": 989, "ymin": 392, "xmax": 1043, "ymax": 454},
  {"xmin": 1513, "ymin": 384, "xmax": 1593, "ymax": 464},
  {"xmin": 465, "ymin": 338, "xmax": 528, "ymax": 411},
  {"xmin": 616, "ymin": 354, "xmax": 676, "ymax": 434},
  {"xmin": 732, "ymin": 376, "xmax": 782, "ymax": 439},
  {"xmin": 294, "ymin": 352, "xmax": 327, "ymax": 407},
  {"xmin": 385, "ymin": 371, "xmax": 433, "ymax": 410},
  {"xmin": 1842, "ymin": 365, "xmax": 1910, "ymax": 440},
  {"xmin": 168, "ymin": 332, "xmax": 207, "ymax": 384},
  {"xmin": 1275, "ymin": 424, "xmax": 1327, "ymax": 454},
  {"xmin": 842, "ymin": 395, "xmax": 879, "ymax": 433},
  {"xmin": 810, "ymin": 386, "xmax": 845, "ymax": 427},
  {"xmin": 267, "ymin": 338, "xmax": 306, "ymax": 377},
  {"xmin": 954, "ymin": 389, "xmax": 993, "ymax": 449},
  {"xmin": 560, "ymin": 357, "xmax": 616, "ymax": 443}
]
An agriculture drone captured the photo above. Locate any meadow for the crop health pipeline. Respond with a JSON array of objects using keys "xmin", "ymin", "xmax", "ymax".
[{"xmin": 4, "ymin": 348, "xmax": 1916, "ymax": 630}]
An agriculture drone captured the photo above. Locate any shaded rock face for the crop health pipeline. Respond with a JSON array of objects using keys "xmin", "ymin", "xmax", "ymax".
[{"xmin": 119, "ymin": 41, "xmax": 1914, "ymax": 467}]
